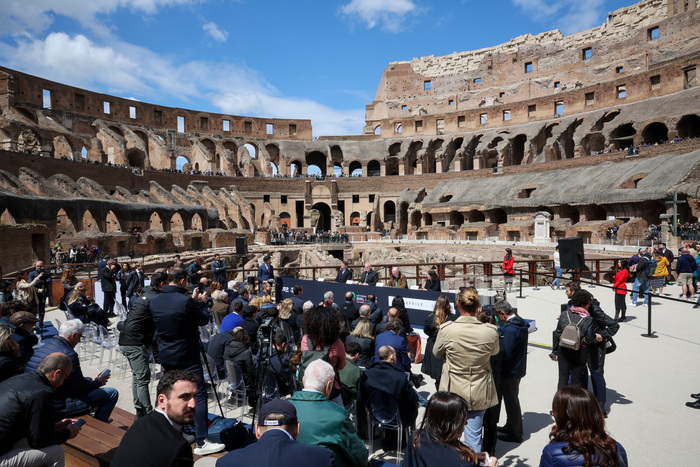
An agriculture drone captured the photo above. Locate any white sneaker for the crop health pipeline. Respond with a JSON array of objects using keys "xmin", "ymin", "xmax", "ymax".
[
  {"xmin": 183, "ymin": 433, "xmax": 195, "ymax": 444},
  {"xmin": 628, "ymin": 302, "xmax": 637, "ymax": 307},
  {"xmin": 193, "ymin": 440, "xmax": 226, "ymax": 456}
]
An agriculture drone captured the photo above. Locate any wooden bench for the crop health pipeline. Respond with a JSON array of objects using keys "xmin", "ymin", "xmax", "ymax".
[{"xmin": 64, "ymin": 408, "xmax": 226, "ymax": 466}]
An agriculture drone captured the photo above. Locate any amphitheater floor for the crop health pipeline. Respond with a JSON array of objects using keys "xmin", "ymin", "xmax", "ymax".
[{"xmin": 44, "ymin": 282, "xmax": 700, "ymax": 466}]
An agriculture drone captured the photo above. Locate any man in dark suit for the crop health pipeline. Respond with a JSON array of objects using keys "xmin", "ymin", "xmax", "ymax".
[
  {"xmin": 211, "ymin": 254, "xmax": 227, "ymax": 284},
  {"xmin": 335, "ymin": 261, "xmax": 352, "ymax": 283},
  {"xmin": 27, "ymin": 260, "xmax": 51, "ymax": 327},
  {"xmin": 215, "ymin": 399, "xmax": 334, "ymax": 467},
  {"xmin": 360, "ymin": 345, "xmax": 418, "ymax": 429},
  {"xmin": 100, "ymin": 259, "xmax": 118, "ymax": 317},
  {"xmin": 358, "ymin": 263, "xmax": 378, "ymax": 286},
  {"xmin": 374, "ymin": 320, "xmax": 412, "ymax": 372},
  {"xmin": 290, "ymin": 285, "xmax": 305, "ymax": 315},
  {"xmin": 338, "ymin": 292, "xmax": 359, "ymax": 328},
  {"xmin": 125, "ymin": 263, "xmax": 145, "ymax": 299},
  {"xmin": 112, "ymin": 370, "xmax": 198, "ymax": 467},
  {"xmin": 257, "ymin": 255, "xmax": 274, "ymax": 284},
  {"xmin": 350, "ymin": 304, "xmax": 376, "ymax": 334}
]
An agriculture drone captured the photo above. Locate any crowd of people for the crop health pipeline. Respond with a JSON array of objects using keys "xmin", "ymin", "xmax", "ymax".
[
  {"xmin": 0, "ymin": 250, "xmax": 634, "ymax": 467},
  {"xmin": 271, "ymin": 229, "xmax": 350, "ymax": 244}
]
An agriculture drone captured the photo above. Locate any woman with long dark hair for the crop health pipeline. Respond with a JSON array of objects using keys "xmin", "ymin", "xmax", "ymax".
[
  {"xmin": 392, "ymin": 296, "xmax": 413, "ymax": 335},
  {"xmin": 301, "ymin": 305, "xmax": 346, "ymax": 405},
  {"xmin": 422, "ymin": 295, "xmax": 451, "ymax": 386},
  {"xmin": 539, "ymin": 386, "xmax": 627, "ymax": 467},
  {"xmin": 403, "ymin": 391, "xmax": 498, "ymax": 467}
]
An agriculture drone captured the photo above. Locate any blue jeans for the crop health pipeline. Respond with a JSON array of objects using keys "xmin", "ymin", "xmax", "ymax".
[
  {"xmin": 631, "ymin": 277, "xmax": 649, "ymax": 305},
  {"xmin": 553, "ymin": 267, "xmax": 563, "ymax": 288},
  {"xmin": 463, "ymin": 409, "xmax": 486, "ymax": 453},
  {"xmin": 81, "ymin": 387, "xmax": 119, "ymax": 421},
  {"xmin": 164, "ymin": 362, "xmax": 208, "ymax": 442}
]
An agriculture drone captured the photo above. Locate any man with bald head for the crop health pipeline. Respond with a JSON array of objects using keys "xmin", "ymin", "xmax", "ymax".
[
  {"xmin": 387, "ymin": 267, "xmax": 407, "ymax": 288},
  {"xmin": 360, "ymin": 345, "xmax": 418, "ymax": 429}
]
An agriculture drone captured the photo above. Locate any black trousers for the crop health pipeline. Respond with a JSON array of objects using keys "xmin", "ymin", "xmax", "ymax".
[
  {"xmin": 103, "ymin": 291, "xmax": 116, "ymax": 316},
  {"xmin": 501, "ymin": 377, "xmax": 523, "ymax": 438},
  {"xmin": 557, "ymin": 346, "xmax": 588, "ymax": 389}
]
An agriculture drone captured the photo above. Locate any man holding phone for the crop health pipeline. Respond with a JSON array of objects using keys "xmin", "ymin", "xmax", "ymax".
[{"xmin": 0, "ymin": 353, "xmax": 82, "ymax": 465}]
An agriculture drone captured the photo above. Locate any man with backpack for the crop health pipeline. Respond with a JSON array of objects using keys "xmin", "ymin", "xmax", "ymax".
[{"xmin": 630, "ymin": 248, "xmax": 652, "ymax": 307}]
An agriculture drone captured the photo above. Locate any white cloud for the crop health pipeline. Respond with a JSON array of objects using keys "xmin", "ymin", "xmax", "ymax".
[
  {"xmin": 203, "ymin": 22, "xmax": 229, "ymax": 42},
  {"xmin": 0, "ymin": 32, "xmax": 364, "ymax": 136},
  {"xmin": 341, "ymin": 0, "xmax": 417, "ymax": 31},
  {"xmin": 510, "ymin": 0, "xmax": 606, "ymax": 34}
]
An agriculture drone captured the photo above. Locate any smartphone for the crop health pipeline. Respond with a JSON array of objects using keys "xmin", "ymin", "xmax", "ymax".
[
  {"xmin": 98, "ymin": 369, "xmax": 111, "ymax": 378},
  {"xmin": 72, "ymin": 419, "xmax": 86, "ymax": 427}
]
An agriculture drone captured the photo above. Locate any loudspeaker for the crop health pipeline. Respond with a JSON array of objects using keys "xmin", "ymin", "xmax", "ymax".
[
  {"xmin": 236, "ymin": 237, "xmax": 248, "ymax": 255},
  {"xmin": 558, "ymin": 237, "xmax": 584, "ymax": 269}
]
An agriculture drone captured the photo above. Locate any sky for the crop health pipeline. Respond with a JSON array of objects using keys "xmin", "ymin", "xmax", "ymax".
[{"xmin": 0, "ymin": 0, "xmax": 639, "ymax": 137}]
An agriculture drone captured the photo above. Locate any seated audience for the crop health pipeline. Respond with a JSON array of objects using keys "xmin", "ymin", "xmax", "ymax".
[
  {"xmin": 224, "ymin": 328, "xmax": 256, "ymax": 405},
  {"xmin": 350, "ymin": 304, "xmax": 375, "ymax": 334},
  {"xmin": 67, "ymin": 282, "xmax": 110, "ymax": 327},
  {"xmin": 374, "ymin": 319, "xmax": 412, "ymax": 372},
  {"xmin": 345, "ymin": 320, "xmax": 374, "ymax": 367},
  {"xmin": 25, "ymin": 319, "xmax": 119, "ymax": 421},
  {"xmin": 403, "ymin": 391, "xmax": 498, "ymax": 467},
  {"xmin": 210, "ymin": 290, "xmax": 230, "ymax": 327},
  {"xmin": 539, "ymin": 386, "xmax": 627, "ymax": 467},
  {"xmin": 10, "ymin": 311, "xmax": 39, "ymax": 368},
  {"xmin": 290, "ymin": 359, "xmax": 368, "ymax": 467},
  {"xmin": 338, "ymin": 341, "xmax": 363, "ymax": 401},
  {"xmin": 0, "ymin": 324, "xmax": 21, "ymax": 382},
  {"xmin": 220, "ymin": 300, "xmax": 244, "ymax": 332}
]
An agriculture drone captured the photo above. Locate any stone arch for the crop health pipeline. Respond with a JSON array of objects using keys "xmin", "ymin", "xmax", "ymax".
[
  {"xmin": 386, "ymin": 158, "xmax": 399, "ymax": 176},
  {"xmin": 450, "ymin": 210, "xmax": 465, "ymax": 226},
  {"xmin": 150, "ymin": 212, "xmax": 164, "ymax": 231},
  {"xmin": 171, "ymin": 212, "xmax": 185, "ymax": 232},
  {"xmin": 330, "ymin": 145, "xmax": 343, "ymax": 172},
  {"xmin": 349, "ymin": 160, "xmax": 362, "ymax": 177},
  {"xmin": 423, "ymin": 212, "xmax": 433, "ymax": 226},
  {"xmin": 423, "ymin": 139, "xmax": 443, "ymax": 174},
  {"xmin": 610, "ymin": 123, "xmax": 636, "ymax": 149},
  {"xmin": 399, "ymin": 202, "xmax": 409, "ymax": 234},
  {"xmin": 311, "ymin": 202, "xmax": 332, "ymax": 231},
  {"xmin": 201, "ymin": 138, "xmax": 216, "ymax": 154},
  {"xmin": 290, "ymin": 160, "xmax": 302, "ymax": 177},
  {"xmin": 558, "ymin": 204, "xmax": 580, "ymax": 223},
  {"xmin": 641, "ymin": 122, "xmax": 668, "ymax": 145},
  {"xmin": 582, "ymin": 205, "xmax": 606, "ymax": 221},
  {"xmin": 105, "ymin": 210, "xmax": 121, "ymax": 232},
  {"xmin": 349, "ymin": 211, "xmax": 361, "ymax": 226},
  {"xmin": 133, "ymin": 130, "xmax": 149, "ymax": 152},
  {"xmin": 677, "ymin": 114, "xmax": 700, "ymax": 138},
  {"xmin": 266, "ymin": 143, "xmax": 281, "ymax": 176},
  {"xmin": 192, "ymin": 213, "xmax": 203, "ymax": 230},
  {"xmin": 581, "ymin": 133, "xmax": 606, "ymax": 155},
  {"xmin": 367, "ymin": 160, "xmax": 381, "ymax": 177},
  {"xmin": 306, "ymin": 151, "xmax": 327, "ymax": 175},
  {"xmin": 488, "ymin": 208, "xmax": 507, "ymax": 225},
  {"xmin": 641, "ymin": 200, "xmax": 665, "ymax": 225},
  {"xmin": 509, "ymin": 134, "xmax": 527, "ymax": 166},
  {"xmin": 56, "ymin": 208, "xmax": 77, "ymax": 238},
  {"xmin": 109, "ymin": 125, "xmax": 124, "ymax": 137},
  {"xmin": 374, "ymin": 125, "xmax": 381, "ymax": 135},
  {"xmin": 194, "ymin": 162, "xmax": 200, "ymax": 172},
  {"xmin": 18, "ymin": 129, "xmax": 42, "ymax": 154},
  {"xmin": 462, "ymin": 134, "xmax": 482, "ymax": 170},
  {"xmin": 176, "ymin": 155, "xmax": 191, "ymax": 171},
  {"xmin": 467, "ymin": 210, "xmax": 485, "ymax": 222},
  {"xmin": 15, "ymin": 106, "xmax": 38, "ymax": 124},
  {"xmin": 126, "ymin": 148, "xmax": 146, "ymax": 169},
  {"xmin": 279, "ymin": 212, "xmax": 291, "ymax": 228},
  {"xmin": 561, "ymin": 118, "xmax": 584, "ymax": 159},
  {"xmin": 81, "ymin": 209, "xmax": 100, "ymax": 232},
  {"xmin": 405, "ymin": 140, "xmax": 423, "ymax": 175},
  {"xmin": 388, "ymin": 141, "xmax": 402, "ymax": 157},
  {"xmin": 383, "ymin": 200, "xmax": 396, "ymax": 224}
]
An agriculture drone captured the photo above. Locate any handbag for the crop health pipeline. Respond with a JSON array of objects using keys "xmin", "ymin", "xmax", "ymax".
[{"xmin": 605, "ymin": 336, "xmax": 617, "ymax": 354}]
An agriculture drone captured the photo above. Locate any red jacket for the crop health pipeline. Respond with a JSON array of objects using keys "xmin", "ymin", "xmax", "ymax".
[
  {"xmin": 503, "ymin": 256, "xmax": 514, "ymax": 274},
  {"xmin": 613, "ymin": 269, "xmax": 628, "ymax": 295}
]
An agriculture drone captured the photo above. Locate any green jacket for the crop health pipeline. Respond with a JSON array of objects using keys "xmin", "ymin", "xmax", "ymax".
[
  {"xmin": 339, "ymin": 357, "xmax": 363, "ymax": 400},
  {"xmin": 290, "ymin": 390, "xmax": 368, "ymax": 467}
]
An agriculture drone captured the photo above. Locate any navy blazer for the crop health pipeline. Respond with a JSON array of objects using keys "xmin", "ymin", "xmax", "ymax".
[
  {"xmin": 258, "ymin": 263, "xmax": 274, "ymax": 283},
  {"xmin": 335, "ymin": 268, "xmax": 352, "ymax": 283},
  {"xmin": 360, "ymin": 360, "xmax": 418, "ymax": 428},
  {"xmin": 358, "ymin": 269, "xmax": 378, "ymax": 286},
  {"xmin": 125, "ymin": 270, "xmax": 144, "ymax": 298},
  {"xmin": 216, "ymin": 428, "xmax": 335, "ymax": 467},
  {"xmin": 374, "ymin": 331, "xmax": 412, "ymax": 371}
]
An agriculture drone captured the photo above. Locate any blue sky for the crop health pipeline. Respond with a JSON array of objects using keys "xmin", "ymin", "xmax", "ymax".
[{"xmin": 0, "ymin": 0, "xmax": 637, "ymax": 137}]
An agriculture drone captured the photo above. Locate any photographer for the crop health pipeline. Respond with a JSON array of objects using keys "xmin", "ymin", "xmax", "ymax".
[{"xmin": 28, "ymin": 261, "xmax": 52, "ymax": 328}]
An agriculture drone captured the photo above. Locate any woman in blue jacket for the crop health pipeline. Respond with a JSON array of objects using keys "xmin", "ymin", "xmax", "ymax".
[{"xmin": 539, "ymin": 386, "xmax": 627, "ymax": 467}]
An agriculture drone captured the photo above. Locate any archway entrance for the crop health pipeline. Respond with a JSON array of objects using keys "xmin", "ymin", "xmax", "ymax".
[{"xmin": 311, "ymin": 202, "xmax": 332, "ymax": 232}]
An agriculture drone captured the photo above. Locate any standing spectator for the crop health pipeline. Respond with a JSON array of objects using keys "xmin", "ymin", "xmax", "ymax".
[
  {"xmin": 650, "ymin": 250, "xmax": 669, "ymax": 295},
  {"xmin": 552, "ymin": 246, "xmax": 562, "ymax": 290},
  {"xmin": 96, "ymin": 255, "xmax": 109, "ymax": 280},
  {"xmin": 211, "ymin": 254, "xmax": 227, "ymax": 284},
  {"xmin": 613, "ymin": 260, "xmax": 629, "ymax": 322},
  {"xmin": 629, "ymin": 247, "xmax": 651, "ymax": 307},
  {"xmin": 100, "ymin": 259, "xmax": 119, "ymax": 318},
  {"xmin": 13, "ymin": 270, "xmax": 41, "ymax": 316},
  {"xmin": 539, "ymin": 387, "xmax": 627, "ymax": 467},
  {"xmin": 125, "ymin": 263, "xmax": 145, "ymax": 300},
  {"xmin": 433, "ymin": 288, "xmax": 499, "ymax": 453},
  {"xmin": 424, "ymin": 269, "xmax": 441, "ymax": 291},
  {"xmin": 117, "ymin": 263, "xmax": 130, "ymax": 307},
  {"xmin": 335, "ymin": 261, "xmax": 352, "ymax": 283},
  {"xmin": 501, "ymin": 248, "xmax": 514, "ymax": 292},
  {"xmin": 553, "ymin": 290, "xmax": 595, "ymax": 389},
  {"xmin": 149, "ymin": 268, "xmax": 225, "ymax": 455},
  {"xmin": 119, "ymin": 270, "xmax": 167, "ymax": 418},
  {"xmin": 0, "ymin": 353, "xmax": 81, "ymax": 466},
  {"xmin": 25, "ymin": 319, "xmax": 119, "ymax": 421},
  {"xmin": 358, "ymin": 263, "xmax": 378, "ymax": 286},
  {"xmin": 658, "ymin": 242, "xmax": 675, "ymax": 285},
  {"xmin": 676, "ymin": 247, "xmax": 697, "ymax": 299},
  {"xmin": 403, "ymin": 392, "xmax": 498, "ymax": 467},
  {"xmin": 494, "ymin": 300, "xmax": 528, "ymax": 444},
  {"xmin": 387, "ymin": 266, "xmax": 408, "ymax": 288},
  {"xmin": 421, "ymin": 295, "xmax": 451, "ymax": 387},
  {"xmin": 186, "ymin": 257, "xmax": 204, "ymax": 291},
  {"xmin": 257, "ymin": 255, "xmax": 274, "ymax": 284}
]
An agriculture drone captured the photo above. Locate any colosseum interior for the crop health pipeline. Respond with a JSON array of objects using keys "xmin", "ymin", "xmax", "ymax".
[{"xmin": 1, "ymin": 0, "xmax": 699, "ymax": 274}]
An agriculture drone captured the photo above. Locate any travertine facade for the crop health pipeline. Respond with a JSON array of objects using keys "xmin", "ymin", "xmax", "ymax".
[{"xmin": 0, "ymin": 0, "xmax": 699, "ymax": 258}]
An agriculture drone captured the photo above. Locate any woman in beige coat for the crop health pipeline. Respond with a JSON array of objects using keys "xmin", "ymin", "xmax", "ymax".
[
  {"xmin": 13, "ymin": 269, "xmax": 43, "ymax": 313},
  {"xmin": 433, "ymin": 287, "xmax": 500, "ymax": 453}
]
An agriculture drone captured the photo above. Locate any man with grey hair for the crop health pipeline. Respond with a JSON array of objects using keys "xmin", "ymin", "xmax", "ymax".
[
  {"xmin": 25, "ymin": 319, "xmax": 119, "ymax": 421},
  {"xmin": 351, "ymin": 304, "xmax": 375, "ymax": 334},
  {"xmin": 359, "ymin": 263, "xmax": 378, "ymax": 286},
  {"xmin": 290, "ymin": 360, "xmax": 368, "ymax": 467},
  {"xmin": 0, "ymin": 353, "xmax": 81, "ymax": 466},
  {"xmin": 493, "ymin": 300, "xmax": 528, "ymax": 444}
]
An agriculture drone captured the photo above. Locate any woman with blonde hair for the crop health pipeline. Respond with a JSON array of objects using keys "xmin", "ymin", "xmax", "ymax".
[
  {"xmin": 60, "ymin": 268, "xmax": 77, "ymax": 309},
  {"xmin": 422, "ymin": 295, "xmax": 452, "ymax": 387},
  {"xmin": 434, "ymin": 288, "xmax": 499, "ymax": 453},
  {"xmin": 279, "ymin": 298, "xmax": 300, "ymax": 344},
  {"xmin": 345, "ymin": 319, "xmax": 374, "ymax": 366},
  {"xmin": 68, "ymin": 282, "xmax": 109, "ymax": 327}
]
